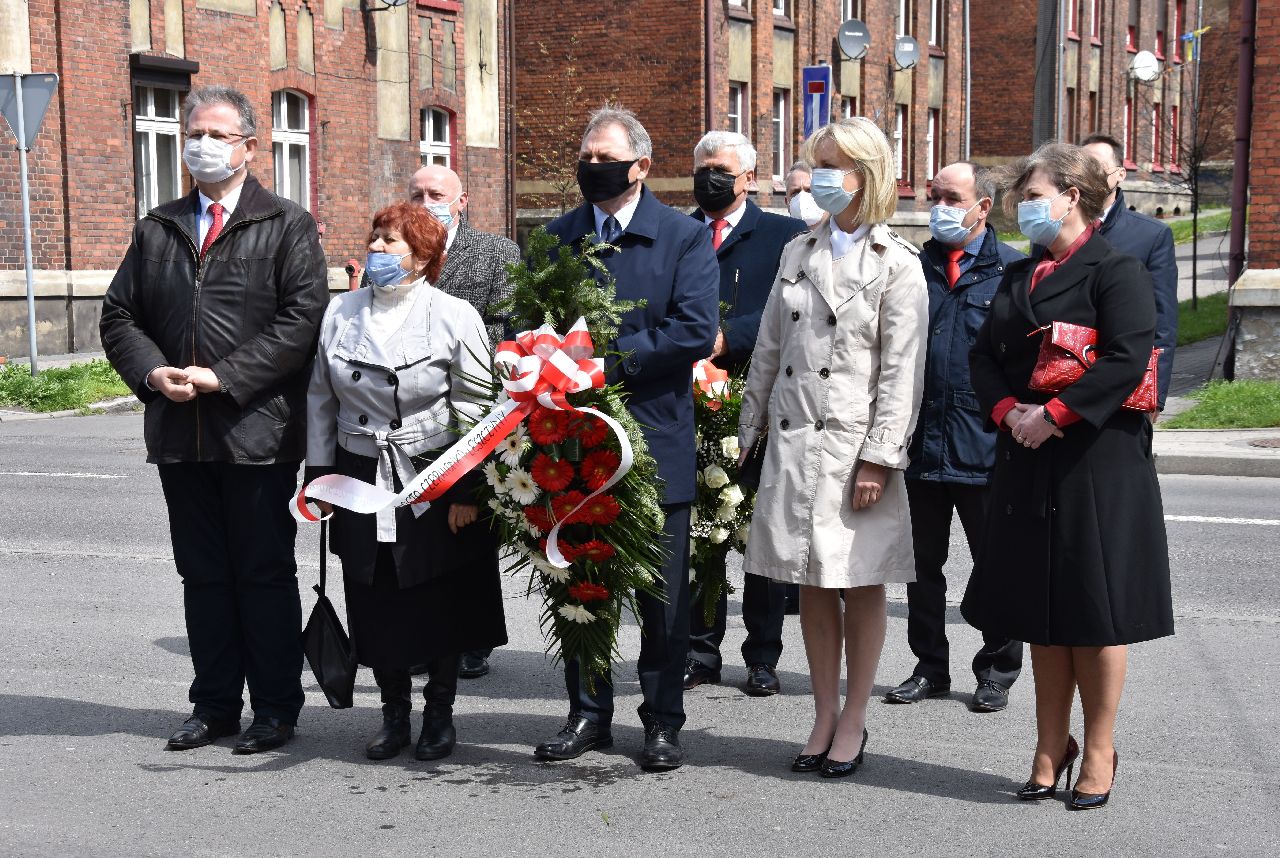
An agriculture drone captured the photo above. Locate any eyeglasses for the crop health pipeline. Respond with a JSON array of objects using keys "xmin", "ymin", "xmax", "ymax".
[{"xmin": 185, "ymin": 131, "xmax": 249, "ymax": 143}]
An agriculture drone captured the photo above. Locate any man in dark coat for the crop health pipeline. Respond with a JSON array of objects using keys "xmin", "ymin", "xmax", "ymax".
[
  {"xmin": 408, "ymin": 164, "xmax": 521, "ymax": 680},
  {"xmin": 532, "ymin": 106, "xmax": 719, "ymax": 771},
  {"xmin": 682, "ymin": 130, "xmax": 807, "ymax": 698},
  {"xmin": 886, "ymin": 162, "xmax": 1026, "ymax": 713},
  {"xmin": 100, "ymin": 86, "xmax": 329, "ymax": 754},
  {"xmin": 1080, "ymin": 135, "xmax": 1178, "ymax": 410}
]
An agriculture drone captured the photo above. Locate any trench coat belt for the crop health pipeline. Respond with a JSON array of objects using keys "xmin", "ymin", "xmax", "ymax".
[{"xmin": 336, "ymin": 408, "xmax": 454, "ymax": 542}]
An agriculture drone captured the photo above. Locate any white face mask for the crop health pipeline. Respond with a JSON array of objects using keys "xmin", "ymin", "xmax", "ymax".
[
  {"xmin": 788, "ymin": 190, "xmax": 825, "ymax": 227},
  {"xmin": 182, "ymin": 135, "xmax": 247, "ymax": 184}
]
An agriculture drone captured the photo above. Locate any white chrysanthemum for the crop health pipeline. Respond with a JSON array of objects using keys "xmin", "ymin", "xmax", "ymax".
[
  {"xmin": 487, "ymin": 497, "xmax": 503, "ymax": 513},
  {"xmin": 720, "ymin": 484, "xmax": 745, "ymax": 509},
  {"xmin": 534, "ymin": 555, "xmax": 571, "ymax": 583},
  {"xmin": 720, "ymin": 436, "xmax": 740, "ymax": 460},
  {"xmin": 703, "ymin": 464, "xmax": 729, "ymax": 489},
  {"xmin": 484, "ymin": 461, "xmax": 505, "ymax": 490},
  {"xmin": 735, "ymin": 523, "xmax": 750, "ymax": 545},
  {"xmin": 709, "ymin": 526, "xmax": 729, "ymax": 544},
  {"xmin": 504, "ymin": 468, "xmax": 539, "ymax": 505},
  {"xmin": 558, "ymin": 603, "xmax": 595, "ymax": 624}
]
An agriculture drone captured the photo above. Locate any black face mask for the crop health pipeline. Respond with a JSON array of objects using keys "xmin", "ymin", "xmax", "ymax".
[
  {"xmin": 576, "ymin": 159, "xmax": 638, "ymax": 204},
  {"xmin": 693, "ymin": 167, "xmax": 742, "ymax": 213}
]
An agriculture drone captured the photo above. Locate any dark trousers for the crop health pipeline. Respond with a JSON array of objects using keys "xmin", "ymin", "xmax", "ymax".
[
  {"xmin": 157, "ymin": 462, "xmax": 305, "ymax": 724},
  {"xmin": 374, "ymin": 654, "xmax": 459, "ymax": 713},
  {"xmin": 564, "ymin": 504, "xmax": 691, "ymax": 730},
  {"xmin": 688, "ymin": 569, "xmax": 786, "ymax": 670},
  {"xmin": 905, "ymin": 479, "xmax": 1023, "ymax": 689}
]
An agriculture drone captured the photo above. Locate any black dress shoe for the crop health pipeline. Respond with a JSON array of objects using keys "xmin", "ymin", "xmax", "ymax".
[
  {"xmin": 791, "ymin": 744, "xmax": 831, "ymax": 773},
  {"xmin": 165, "ymin": 714, "xmax": 241, "ymax": 751},
  {"xmin": 971, "ymin": 680, "xmax": 1010, "ymax": 712},
  {"xmin": 819, "ymin": 728, "xmax": 868, "ymax": 778},
  {"xmin": 883, "ymin": 675, "xmax": 950, "ymax": 704},
  {"xmin": 366, "ymin": 707, "xmax": 412, "ymax": 760},
  {"xmin": 232, "ymin": 717, "xmax": 294, "ymax": 755},
  {"xmin": 534, "ymin": 713, "xmax": 613, "ymax": 761},
  {"xmin": 682, "ymin": 658, "xmax": 721, "ymax": 690},
  {"xmin": 744, "ymin": 664, "xmax": 781, "ymax": 696},
  {"xmin": 458, "ymin": 652, "xmax": 491, "ymax": 679},
  {"xmin": 639, "ymin": 723, "xmax": 683, "ymax": 771},
  {"xmin": 415, "ymin": 705, "xmax": 457, "ymax": 761},
  {"xmin": 1069, "ymin": 750, "xmax": 1119, "ymax": 810}
]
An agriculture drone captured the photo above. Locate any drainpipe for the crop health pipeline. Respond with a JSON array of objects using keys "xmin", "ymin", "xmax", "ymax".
[
  {"xmin": 963, "ymin": 0, "xmax": 971, "ymax": 158},
  {"xmin": 505, "ymin": 0, "xmax": 517, "ymax": 241},
  {"xmin": 704, "ymin": 0, "xmax": 715, "ymax": 132}
]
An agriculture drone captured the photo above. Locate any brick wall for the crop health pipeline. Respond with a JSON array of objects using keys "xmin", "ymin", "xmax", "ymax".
[{"xmin": 1250, "ymin": 0, "xmax": 1277, "ymax": 267}]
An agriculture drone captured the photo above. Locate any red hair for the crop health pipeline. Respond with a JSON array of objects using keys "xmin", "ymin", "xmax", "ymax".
[{"xmin": 368, "ymin": 201, "xmax": 447, "ymax": 283}]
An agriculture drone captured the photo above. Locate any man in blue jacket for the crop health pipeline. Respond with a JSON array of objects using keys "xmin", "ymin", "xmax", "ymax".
[
  {"xmin": 682, "ymin": 131, "xmax": 807, "ymax": 698},
  {"xmin": 533, "ymin": 106, "xmax": 719, "ymax": 771},
  {"xmin": 885, "ymin": 162, "xmax": 1026, "ymax": 713},
  {"xmin": 1081, "ymin": 134, "xmax": 1178, "ymax": 410}
]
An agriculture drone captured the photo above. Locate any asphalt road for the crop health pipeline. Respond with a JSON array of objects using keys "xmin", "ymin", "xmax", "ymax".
[{"xmin": 0, "ymin": 414, "xmax": 1276, "ymax": 857}]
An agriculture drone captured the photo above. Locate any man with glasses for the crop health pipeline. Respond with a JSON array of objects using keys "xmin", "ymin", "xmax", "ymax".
[
  {"xmin": 683, "ymin": 131, "xmax": 807, "ymax": 698},
  {"xmin": 101, "ymin": 85, "xmax": 329, "ymax": 755}
]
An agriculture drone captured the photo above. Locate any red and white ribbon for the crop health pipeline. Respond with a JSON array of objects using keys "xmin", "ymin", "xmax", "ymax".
[{"xmin": 291, "ymin": 317, "xmax": 633, "ymax": 569}]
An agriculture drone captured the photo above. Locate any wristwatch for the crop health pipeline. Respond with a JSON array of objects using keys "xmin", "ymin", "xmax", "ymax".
[{"xmin": 1041, "ymin": 406, "xmax": 1058, "ymax": 427}]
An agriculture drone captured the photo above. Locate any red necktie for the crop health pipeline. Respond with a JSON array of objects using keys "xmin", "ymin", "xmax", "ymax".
[
  {"xmin": 711, "ymin": 218, "xmax": 729, "ymax": 251},
  {"xmin": 200, "ymin": 202, "xmax": 225, "ymax": 259},
  {"xmin": 946, "ymin": 248, "xmax": 965, "ymax": 288}
]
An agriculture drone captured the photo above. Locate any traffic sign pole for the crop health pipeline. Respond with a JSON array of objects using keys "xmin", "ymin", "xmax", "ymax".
[{"xmin": 14, "ymin": 73, "xmax": 37, "ymax": 375}]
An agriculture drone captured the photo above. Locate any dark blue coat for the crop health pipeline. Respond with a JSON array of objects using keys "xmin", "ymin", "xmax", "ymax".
[
  {"xmin": 689, "ymin": 199, "xmax": 808, "ymax": 374},
  {"xmin": 1094, "ymin": 188, "xmax": 1178, "ymax": 409},
  {"xmin": 546, "ymin": 186, "xmax": 719, "ymax": 505},
  {"xmin": 907, "ymin": 226, "xmax": 1026, "ymax": 485}
]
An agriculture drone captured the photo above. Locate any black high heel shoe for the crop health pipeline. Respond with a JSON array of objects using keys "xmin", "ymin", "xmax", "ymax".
[
  {"xmin": 819, "ymin": 729, "xmax": 868, "ymax": 778},
  {"xmin": 1016, "ymin": 735, "xmax": 1080, "ymax": 800},
  {"xmin": 1069, "ymin": 750, "xmax": 1119, "ymax": 810},
  {"xmin": 791, "ymin": 743, "xmax": 831, "ymax": 773}
]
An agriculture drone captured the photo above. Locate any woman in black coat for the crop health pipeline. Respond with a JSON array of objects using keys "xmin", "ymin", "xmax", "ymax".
[{"xmin": 962, "ymin": 143, "xmax": 1172, "ymax": 810}]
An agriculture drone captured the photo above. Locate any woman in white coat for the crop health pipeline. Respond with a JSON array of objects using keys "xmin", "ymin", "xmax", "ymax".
[{"xmin": 738, "ymin": 117, "xmax": 928, "ymax": 777}]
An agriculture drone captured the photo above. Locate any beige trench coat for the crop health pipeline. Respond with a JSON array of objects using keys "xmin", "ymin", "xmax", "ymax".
[{"xmin": 739, "ymin": 222, "xmax": 928, "ymax": 588}]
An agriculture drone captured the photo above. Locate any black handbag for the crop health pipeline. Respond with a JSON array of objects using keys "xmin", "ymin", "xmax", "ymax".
[
  {"xmin": 737, "ymin": 432, "xmax": 767, "ymax": 493},
  {"xmin": 301, "ymin": 521, "xmax": 357, "ymax": 709}
]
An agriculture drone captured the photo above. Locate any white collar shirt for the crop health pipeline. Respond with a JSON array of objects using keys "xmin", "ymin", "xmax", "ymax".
[
  {"xmin": 196, "ymin": 183, "xmax": 245, "ymax": 249},
  {"xmin": 702, "ymin": 198, "xmax": 748, "ymax": 242},
  {"xmin": 592, "ymin": 191, "xmax": 643, "ymax": 238}
]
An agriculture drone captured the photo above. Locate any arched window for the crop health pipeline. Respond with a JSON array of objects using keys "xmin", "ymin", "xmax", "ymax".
[
  {"xmin": 420, "ymin": 107, "xmax": 452, "ymax": 167},
  {"xmin": 272, "ymin": 90, "xmax": 310, "ymax": 208}
]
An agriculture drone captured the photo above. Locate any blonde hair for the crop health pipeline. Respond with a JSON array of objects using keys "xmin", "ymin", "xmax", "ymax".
[
  {"xmin": 995, "ymin": 142, "xmax": 1110, "ymax": 222},
  {"xmin": 801, "ymin": 117, "xmax": 897, "ymax": 226}
]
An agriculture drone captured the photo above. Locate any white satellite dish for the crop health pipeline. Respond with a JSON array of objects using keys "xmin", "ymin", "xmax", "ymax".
[
  {"xmin": 893, "ymin": 36, "xmax": 919, "ymax": 70},
  {"xmin": 1130, "ymin": 50, "xmax": 1161, "ymax": 82},
  {"xmin": 838, "ymin": 20, "xmax": 870, "ymax": 60}
]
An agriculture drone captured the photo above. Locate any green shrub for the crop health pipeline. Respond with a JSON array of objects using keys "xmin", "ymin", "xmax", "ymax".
[
  {"xmin": 1163, "ymin": 380, "xmax": 1280, "ymax": 429},
  {"xmin": 0, "ymin": 360, "xmax": 132, "ymax": 413}
]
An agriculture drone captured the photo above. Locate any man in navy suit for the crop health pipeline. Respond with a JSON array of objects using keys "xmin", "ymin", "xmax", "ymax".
[
  {"xmin": 682, "ymin": 131, "xmax": 807, "ymax": 698},
  {"xmin": 532, "ymin": 106, "xmax": 719, "ymax": 771}
]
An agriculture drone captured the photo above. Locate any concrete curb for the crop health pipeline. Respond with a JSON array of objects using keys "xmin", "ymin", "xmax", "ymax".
[
  {"xmin": 0, "ymin": 395, "xmax": 139, "ymax": 423},
  {"xmin": 1155, "ymin": 454, "xmax": 1280, "ymax": 478},
  {"xmin": 1154, "ymin": 428, "xmax": 1280, "ymax": 478}
]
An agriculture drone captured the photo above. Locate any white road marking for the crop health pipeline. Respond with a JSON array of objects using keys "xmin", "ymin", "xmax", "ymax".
[
  {"xmin": 1165, "ymin": 514, "xmax": 1280, "ymax": 526},
  {"xmin": 0, "ymin": 471, "xmax": 126, "ymax": 479}
]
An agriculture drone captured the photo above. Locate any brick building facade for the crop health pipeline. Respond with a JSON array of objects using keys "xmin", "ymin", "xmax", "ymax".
[
  {"xmin": 0, "ymin": 0, "xmax": 512, "ymax": 358},
  {"xmin": 513, "ymin": 0, "xmax": 974, "ymax": 217},
  {"xmin": 970, "ymin": 0, "xmax": 1205, "ymax": 214}
]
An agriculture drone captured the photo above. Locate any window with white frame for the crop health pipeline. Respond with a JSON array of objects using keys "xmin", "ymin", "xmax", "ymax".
[
  {"xmin": 898, "ymin": 0, "xmax": 914, "ymax": 38},
  {"xmin": 728, "ymin": 0, "xmax": 745, "ymax": 6},
  {"xmin": 894, "ymin": 104, "xmax": 907, "ymax": 180},
  {"xmin": 773, "ymin": 0, "xmax": 789, "ymax": 16},
  {"xmin": 930, "ymin": 0, "xmax": 945, "ymax": 46},
  {"xmin": 1067, "ymin": 0, "xmax": 1080, "ymax": 35},
  {"xmin": 728, "ymin": 82, "xmax": 746, "ymax": 134},
  {"xmin": 272, "ymin": 90, "xmax": 310, "ymax": 209},
  {"xmin": 842, "ymin": 0, "xmax": 862, "ymax": 19},
  {"xmin": 772, "ymin": 89, "xmax": 789, "ymax": 181},
  {"xmin": 842, "ymin": 96, "xmax": 857, "ymax": 118},
  {"xmin": 133, "ymin": 85, "xmax": 183, "ymax": 218},
  {"xmin": 926, "ymin": 108, "xmax": 940, "ymax": 181},
  {"xmin": 1090, "ymin": 0, "xmax": 1102, "ymax": 40},
  {"xmin": 420, "ymin": 107, "xmax": 452, "ymax": 167}
]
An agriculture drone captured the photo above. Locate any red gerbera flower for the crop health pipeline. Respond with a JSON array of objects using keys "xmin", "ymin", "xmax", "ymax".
[
  {"xmin": 528, "ymin": 407, "xmax": 570, "ymax": 445},
  {"xmin": 579, "ymin": 494, "xmax": 621, "ymax": 526},
  {"xmin": 570, "ymin": 414, "xmax": 610, "ymax": 448},
  {"xmin": 576, "ymin": 540, "xmax": 616, "ymax": 564},
  {"xmin": 524, "ymin": 504, "xmax": 554, "ymax": 533},
  {"xmin": 567, "ymin": 581, "xmax": 611, "ymax": 602},
  {"xmin": 557, "ymin": 541, "xmax": 582, "ymax": 562},
  {"xmin": 530, "ymin": 453, "xmax": 574, "ymax": 492},
  {"xmin": 551, "ymin": 490, "xmax": 587, "ymax": 524},
  {"xmin": 580, "ymin": 449, "xmax": 621, "ymax": 491}
]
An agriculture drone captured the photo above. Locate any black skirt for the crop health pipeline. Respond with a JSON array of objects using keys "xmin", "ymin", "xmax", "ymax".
[{"xmin": 344, "ymin": 542, "xmax": 507, "ymax": 671}]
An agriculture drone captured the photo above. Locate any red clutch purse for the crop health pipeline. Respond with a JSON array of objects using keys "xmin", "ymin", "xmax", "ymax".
[{"xmin": 1027, "ymin": 321, "xmax": 1160, "ymax": 413}]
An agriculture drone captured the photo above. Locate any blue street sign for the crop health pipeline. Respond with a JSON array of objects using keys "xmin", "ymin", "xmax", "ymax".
[{"xmin": 801, "ymin": 65, "xmax": 832, "ymax": 139}]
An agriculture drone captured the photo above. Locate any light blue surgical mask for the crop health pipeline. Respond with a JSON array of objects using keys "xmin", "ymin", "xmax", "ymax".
[
  {"xmin": 1017, "ymin": 190, "xmax": 1071, "ymax": 246},
  {"xmin": 424, "ymin": 194, "xmax": 461, "ymax": 228},
  {"xmin": 929, "ymin": 200, "xmax": 983, "ymax": 246},
  {"xmin": 810, "ymin": 167, "xmax": 863, "ymax": 215},
  {"xmin": 365, "ymin": 251, "xmax": 411, "ymax": 289}
]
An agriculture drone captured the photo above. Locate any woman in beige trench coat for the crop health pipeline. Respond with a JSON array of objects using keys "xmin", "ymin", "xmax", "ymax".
[{"xmin": 738, "ymin": 118, "xmax": 928, "ymax": 777}]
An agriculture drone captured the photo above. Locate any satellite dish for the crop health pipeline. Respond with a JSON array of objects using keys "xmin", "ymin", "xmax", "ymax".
[
  {"xmin": 1130, "ymin": 50, "xmax": 1161, "ymax": 82},
  {"xmin": 893, "ymin": 35, "xmax": 919, "ymax": 70},
  {"xmin": 838, "ymin": 19, "xmax": 870, "ymax": 60},
  {"xmin": 380, "ymin": 0, "xmax": 409, "ymax": 6}
]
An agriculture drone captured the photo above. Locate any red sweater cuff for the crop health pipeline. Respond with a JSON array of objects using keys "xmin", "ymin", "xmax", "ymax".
[
  {"xmin": 1045, "ymin": 398, "xmax": 1082, "ymax": 427},
  {"xmin": 991, "ymin": 397, "xmax": 1018, "ymax": 431}
]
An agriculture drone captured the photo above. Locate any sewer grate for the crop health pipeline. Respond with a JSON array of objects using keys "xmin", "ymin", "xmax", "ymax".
[{"xmin": 1248, "ymin": 438, "xmax": 1280, "ymax": 449}]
